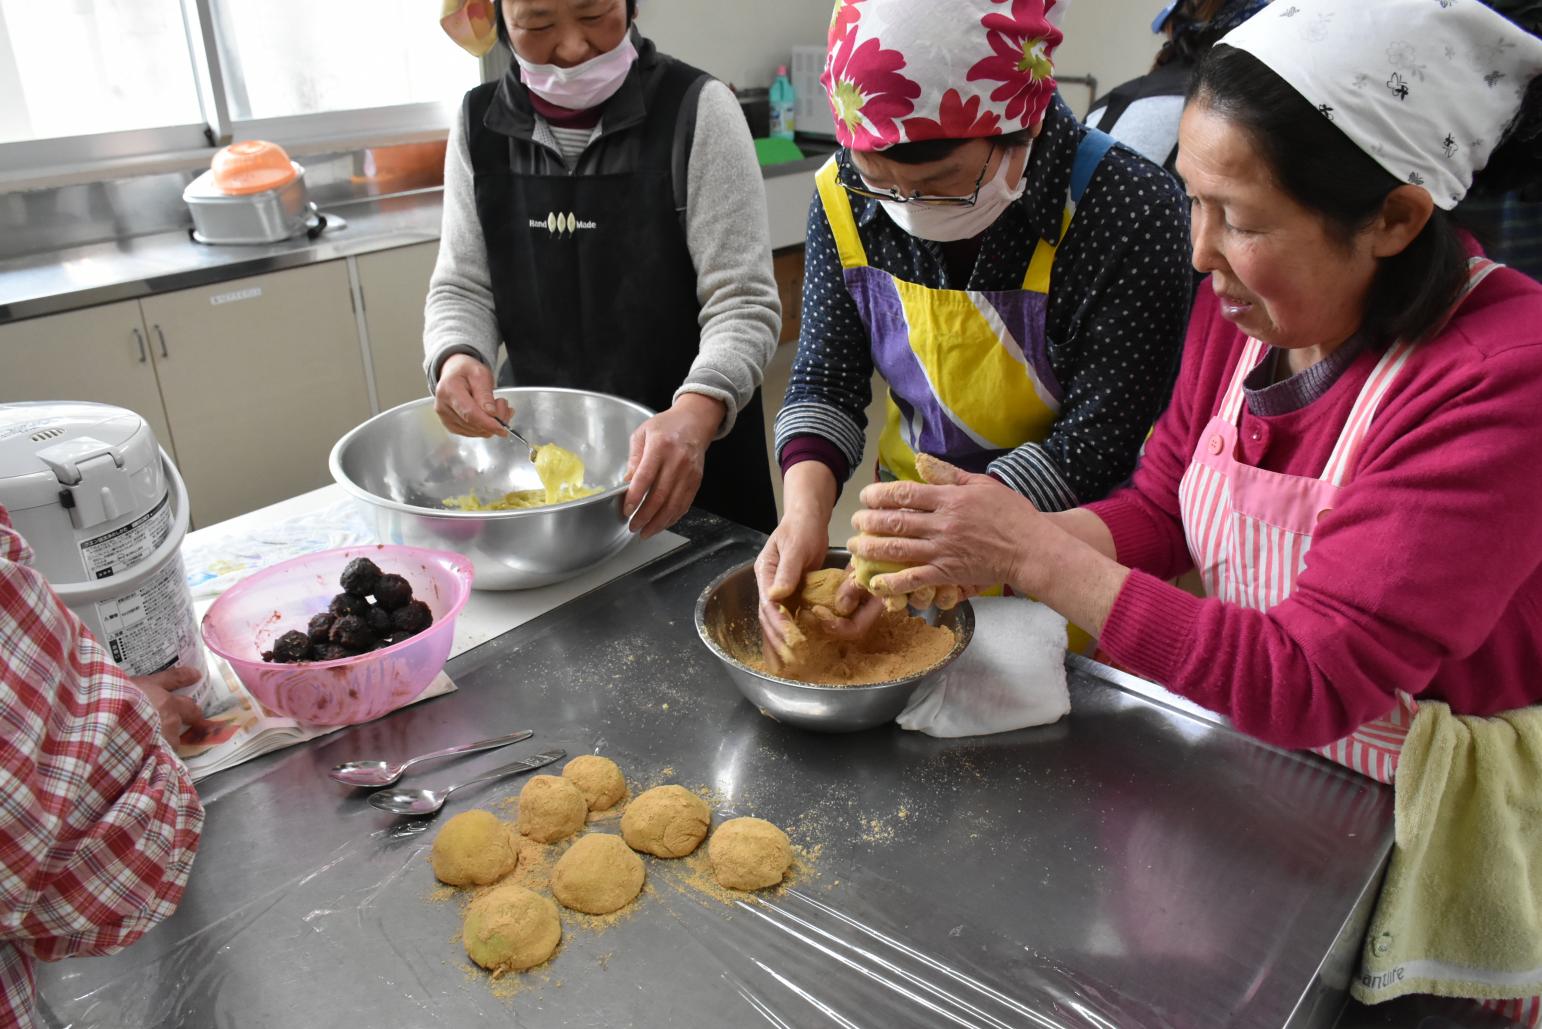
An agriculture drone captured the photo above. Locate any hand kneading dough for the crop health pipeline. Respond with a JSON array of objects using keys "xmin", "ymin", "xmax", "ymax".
[
  {"xmin": 620, "ymin": 785, "xmax": 711, "ymax": 858},
  {"xmin": 431, "ymin": 809, "xmax": 518, "ymax": 886},
  {"xmin": 562, "ymin": 754, "xmax": 627, "ymax": 812},
  {"xmin": 462, "ymin": 884, "xmax": 562, "ymax": 972},
  {"xmin": 708, "ymin": 817, "xmax": 793, "ymax": 891},
  {"xmin": 518, "ymin": 775, "xmax": 588, "ymax": 843},
  {"xmin": 551, "ymin": 833, "xmax": 645, "ymax": 914}
]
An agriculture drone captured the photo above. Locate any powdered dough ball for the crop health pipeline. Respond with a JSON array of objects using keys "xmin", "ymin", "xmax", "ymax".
[
  {"xmin": 518, "ymin": 774, "xmax": 588, "ymax": 843},
  {"xmin": 563, "ymin": 754, "xmax": 626, "ymax": 812},
  {"xmin": 551, "ymin": 833, "xmax": 645, "ymax": 914},
  {"xmin": 462, "ymin": 884, "xmax": 562, "ymax": 972},
  {"xmin": 620, "ymin": 784, "xmax": 711, "ymax": 858},
  {"xmin": 430, "ymin": 809, "xmax": 518, "ymax": 886},
  {"xmin": 709, "ymin": 817, "xmax": 793, "ymax": 891}
]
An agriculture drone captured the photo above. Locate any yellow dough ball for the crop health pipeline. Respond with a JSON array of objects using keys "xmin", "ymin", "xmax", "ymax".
[
  {"xmin": 462, "ymin": 884, "xmax": 562, "ymax": 972},
  {"xmin": 708, "ymin": 817, "xmax": 793, "ymax": 891},
  {"xmin": 620, "ymin": 785, "xmax": 711, "ymax": 858},
  {"xmin": 517, "ymin": 774, "xmax": 588, "ymax": 843},
  {"xmin": 551, "ymin": 834, "xmax": 645, "ymax": 914},
  {"xmin": 851, "ymin": 554, "xmax": 909, "ymax": 592},
  {"xmin": 430, "ymin": 809, "xmax": 518, "ymax": 886},
  {"xmin": 562, "ymin": 755, "xmax": 627, "ymax": 812}
]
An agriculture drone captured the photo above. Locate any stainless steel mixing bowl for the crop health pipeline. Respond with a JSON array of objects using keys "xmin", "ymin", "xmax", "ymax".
[
  {"xmin": 329, "ymin": 388, "xmax": 651, "ymax": 590},
  {"xmin": 694, "ymin": 553, "xmax": 975, "ymax": 732}
]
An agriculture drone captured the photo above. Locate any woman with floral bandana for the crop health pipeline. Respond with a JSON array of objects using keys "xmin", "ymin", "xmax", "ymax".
[{"xmin": 757, "ymin": 0, "xmax": 1193, "ymax": 647}]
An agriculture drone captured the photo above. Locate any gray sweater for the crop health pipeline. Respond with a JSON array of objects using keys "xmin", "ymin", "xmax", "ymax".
[{"xmin": 422, "ymin": 78, "xmax": 781, "ymax": 437}]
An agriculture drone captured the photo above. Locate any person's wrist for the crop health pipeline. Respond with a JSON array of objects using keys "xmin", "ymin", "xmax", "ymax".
[
  {"xmin": 674, "ymin": 392, "xmax": 726, "ymax": 442},
  {"xmin": 440, "ymin": 351, "xmax": 485, "ymax": 383}
]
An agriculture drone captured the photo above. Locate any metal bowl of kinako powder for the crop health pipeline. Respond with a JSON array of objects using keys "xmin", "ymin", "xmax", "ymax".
[{"xmin": 694, "ymin": 550, "xmax": 974, "ymax": 733}]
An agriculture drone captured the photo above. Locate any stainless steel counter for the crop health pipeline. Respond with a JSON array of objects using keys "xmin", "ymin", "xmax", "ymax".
[
  {"xmin": 36, "ymin": 513, "xmax": 1407, "ymax": 1029},
  {"xmin": 1, "ymin": 142, "xmax": 833, "ymax": 326},
  {"xmin": 0, "ymin": 190, "xmax": 444, "ymax": 325}
]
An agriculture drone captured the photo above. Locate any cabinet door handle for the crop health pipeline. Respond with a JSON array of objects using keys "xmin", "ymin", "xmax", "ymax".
[
  {"xmin": 154, "ymin": 324, "xmax": 168, "ymax": 358},
  {"xmin": 132, "ymin": 327, "xmax": 147, "ymax": 363}
]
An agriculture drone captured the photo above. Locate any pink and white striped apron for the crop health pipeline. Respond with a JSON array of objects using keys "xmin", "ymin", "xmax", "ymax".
[{"xmin": 1176, "ymin": 258, "xmax": 1501, "ymax": 786}]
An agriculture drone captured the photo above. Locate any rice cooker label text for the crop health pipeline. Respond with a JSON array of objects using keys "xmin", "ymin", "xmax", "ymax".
[
  {"xmin": 96, "ymin": 551, "xmax": 204, "ymax": 694},
  {"xmin": 78, "ymin": 491, "xmax": 172, "ymax": 580}
]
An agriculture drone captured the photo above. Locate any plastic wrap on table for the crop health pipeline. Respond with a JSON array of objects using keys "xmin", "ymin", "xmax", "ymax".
[{"xmin": 36, "ymin": 524, "xmax": 1406, "ymax": 1029}]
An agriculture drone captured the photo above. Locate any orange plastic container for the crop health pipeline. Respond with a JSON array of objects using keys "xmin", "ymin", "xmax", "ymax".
[{"xmin": 210, "ymin": 140, "xmax": 299, "ymax": 196}]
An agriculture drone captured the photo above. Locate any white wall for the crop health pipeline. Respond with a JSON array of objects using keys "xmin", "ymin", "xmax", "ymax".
[
  {"xmin": 1053, "ymin": 0, "xmax": 1165, "ymax": 115},
  {"xmin": 637, "ymin": 0, "xmax": 832, "ymax": 91},
  {"xmin": 640, "ymin": 0, "xmax": 1162, "ymax": 115}
]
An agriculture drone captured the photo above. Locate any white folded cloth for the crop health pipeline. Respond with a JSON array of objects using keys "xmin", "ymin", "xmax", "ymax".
[{"xmin": 897, "ymin": 596, "xmax": 1070, "ymax": 738}]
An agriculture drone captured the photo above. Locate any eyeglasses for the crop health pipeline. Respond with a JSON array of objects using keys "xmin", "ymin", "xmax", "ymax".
[{"xmin": 836, "ymin": 145, "xmax": 996, "ymax": 207}]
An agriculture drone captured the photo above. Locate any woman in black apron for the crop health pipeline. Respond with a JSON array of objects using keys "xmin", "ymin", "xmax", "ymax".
[{"xmin": 427, "ymin": 0, "xmax": 780, "ymax": 536}]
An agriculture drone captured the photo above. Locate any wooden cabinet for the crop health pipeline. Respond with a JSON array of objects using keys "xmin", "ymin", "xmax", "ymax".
[
  {"xmin": 772, "ymin": 245, "xmax": 804, "ymax": 346},
  {"xmin": 0, "ymin": 301, "xmax": 178, "ymax": 460},
  {"xmin": 3, "ymin": 247, "xmax": 436, "ymax": 528},
  {"xmin": 355, "ymin": 241, "xmax": 439, "ymax": 413},
  {"xmin": 140, "ymin": 263, "xmax": 369, "ymax": 527}
]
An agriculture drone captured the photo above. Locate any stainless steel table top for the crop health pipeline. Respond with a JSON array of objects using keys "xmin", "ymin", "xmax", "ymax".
[
  {"xmin": 0, "ymin": 191, "xmax": 443, "ymax": 325},
  {"xmin": 37, "ymin": 515, "xmax": 1400, "ymax": 1029}
]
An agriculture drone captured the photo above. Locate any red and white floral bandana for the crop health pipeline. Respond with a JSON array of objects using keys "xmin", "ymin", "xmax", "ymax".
[{"xmin": 821, "ymin": 0, "xmax": 1067, "ymax": 151}]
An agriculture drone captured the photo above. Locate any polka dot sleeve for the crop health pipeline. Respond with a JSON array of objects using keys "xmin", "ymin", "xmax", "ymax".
[{"xmin": 772, "ymin": 190, "xmax": 875, "ymax": 478}]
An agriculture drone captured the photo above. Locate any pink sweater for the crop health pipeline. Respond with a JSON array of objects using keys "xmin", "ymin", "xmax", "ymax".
[{"xmin": 1086, "ymin": 264, "xmax": 1542, "ymax": 749}]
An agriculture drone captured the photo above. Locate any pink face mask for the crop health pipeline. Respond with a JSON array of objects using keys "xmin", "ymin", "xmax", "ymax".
[{"xmin": 515, "ymin": 34, "xmax": 638, "ymax": 110}]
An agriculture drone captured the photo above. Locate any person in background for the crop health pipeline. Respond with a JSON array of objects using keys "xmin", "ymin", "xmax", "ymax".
[
  {"xmin": 850, "ymin": 0, "xmax": 1542, "ymax": 1020},
  {"xmin": 756, "ymin": 0, "xmax": 1192, "ymax": 646},
  {"xmin": 428, "ymin": 0, "xmax": 781, "ymax": 536},
  {"xmin": 1084, "ymin": 0, "xmax": 1271, "ymax": 175},
  {"xmin": 0, "ymin": 506, "xmax": 203, "ymax": 1028}
]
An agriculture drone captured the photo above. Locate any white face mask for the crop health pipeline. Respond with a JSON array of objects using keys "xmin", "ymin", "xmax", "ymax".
[
  {"xmin": 878, "ymin": 145, "xmax": 1031, "ymax": 243},
  {"xmin": 515, "ymin": 33, "xmax": 638, "ymax": 110}
]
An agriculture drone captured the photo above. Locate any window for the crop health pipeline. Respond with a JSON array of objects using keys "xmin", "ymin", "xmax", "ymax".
[
  {"xmin": 0, "ymin": 1, "xmax": 202, "ymax": 144},
  {"xmin": 210, "ymin": 0, "xmax": 476, "ymax": 122},
  {"xmin": 0, "ymin": 0, "xmax": 482, "ymax": 178}
]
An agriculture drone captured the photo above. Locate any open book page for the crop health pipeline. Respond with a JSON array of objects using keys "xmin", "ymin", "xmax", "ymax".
[{"xmin": 174, "ymin": 654, "xmax": 455, "ymax": 782}]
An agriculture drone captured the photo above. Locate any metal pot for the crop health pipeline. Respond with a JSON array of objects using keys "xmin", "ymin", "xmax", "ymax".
[{"xmin": 183, "ymin": 161, "xmax": 326, "ymax": 244}]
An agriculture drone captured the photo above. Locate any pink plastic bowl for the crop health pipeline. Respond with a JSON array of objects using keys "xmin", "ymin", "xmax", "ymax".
[{"xmin": 201, "ymin": 545, "xmax": 473, "ymax": 726}]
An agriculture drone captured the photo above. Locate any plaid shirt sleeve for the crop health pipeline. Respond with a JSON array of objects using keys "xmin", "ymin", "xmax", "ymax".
[{"xmin": 0, "ymin": 507, "xmax": 203, "ymax": 1028}]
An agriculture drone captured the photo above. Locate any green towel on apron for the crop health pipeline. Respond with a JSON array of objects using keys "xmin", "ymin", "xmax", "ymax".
[{"xmin": 1353, "ymin": 701, "xmax": 1542, "ymax": 1005}]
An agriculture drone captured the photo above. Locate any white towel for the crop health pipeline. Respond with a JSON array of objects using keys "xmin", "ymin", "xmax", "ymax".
[{"xmin": 896, "ymin": 596, "xmax": 1070, "ymax": 738}]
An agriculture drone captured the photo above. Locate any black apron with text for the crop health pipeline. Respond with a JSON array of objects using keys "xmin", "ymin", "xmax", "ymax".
[{"xmin": 465, "ymin": 61, "xmax": 776, "ymax": 533}]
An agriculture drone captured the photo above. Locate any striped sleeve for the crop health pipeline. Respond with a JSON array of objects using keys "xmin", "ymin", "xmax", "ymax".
[{"xmin": 988, "ymin": 442, "xmax": 1080, "ymax": 512}]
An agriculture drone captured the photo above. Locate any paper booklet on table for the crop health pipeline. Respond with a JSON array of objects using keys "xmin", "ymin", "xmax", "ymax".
[{"xmin": 175, "ymin": 653, "xmax": 455, "ymax": 783}]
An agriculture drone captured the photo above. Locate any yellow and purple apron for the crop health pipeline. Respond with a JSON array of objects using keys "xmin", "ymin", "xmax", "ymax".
[{"xmin": 813, "ymin": 130, "xmax": 1118, "ymax": 485}]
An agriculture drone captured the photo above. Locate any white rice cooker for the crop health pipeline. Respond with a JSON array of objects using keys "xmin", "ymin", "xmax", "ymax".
[{"xmin": 0, "ymin": 402, "xmax": 210, "ymax": 710}]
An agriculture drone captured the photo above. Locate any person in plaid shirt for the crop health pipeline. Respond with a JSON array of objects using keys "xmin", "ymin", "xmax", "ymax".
[{"xmin": 0, "ymin": 505, "xmax": 203, "ymax": 1027}]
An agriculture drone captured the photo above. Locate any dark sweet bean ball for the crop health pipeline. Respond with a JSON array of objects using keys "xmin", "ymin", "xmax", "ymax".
[
  {"xmin": 311, "ymin": 642, "xmax": 352, "ymax": 662},
  {"xmin": 339, "ymin": 557, "xmax": 382, "ymax": 597},
  {"xmin": 271, "ymin": 630, "xmax": 312, "ymax": 663},
  {"xmin": 329, "ymin": 592, "xmax": 370, "ymax": 619},
  {"xmin": 378, "ymin": 631, "xmax": 413, "ymax": 649},
  {"xmin": 373, "ymin": 573, "xmax": 413, "ymax": 610},
  {"xmin": 365, "ymin": 605, "xmax": 392, "ymax": 637},
  {"xmin": 306, "ymin": 612, "xmax": 336, "ymax": 644},
  {"xmin": 329, "ymin": 614, "xmax": 375, "ymax": 652},
  {"xmin": 390, "ymin": 599, "xmax": 433, "ymax": 636}
]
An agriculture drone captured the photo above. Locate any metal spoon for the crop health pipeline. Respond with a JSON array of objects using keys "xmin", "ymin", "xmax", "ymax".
[
  {"xmin": 328, "ymin": 729, "xmax": 534, "ymax": 787},
  {"xmin": 367, "ymin": 749, "xmax": 566, "ymax": 816},
  {"xmin": 490, "ymin": 413, "xmax": 540, "ymax": 463}
]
